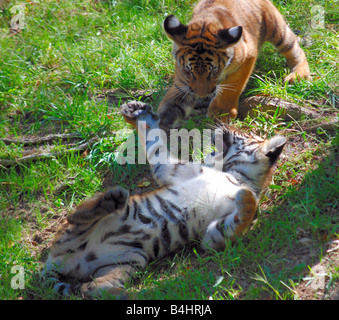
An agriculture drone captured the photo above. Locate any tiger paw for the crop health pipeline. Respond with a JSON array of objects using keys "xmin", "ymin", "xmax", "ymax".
[
  {"xmin": 120, "ymin": 101, "xmax": 159, "ymax": 129},
  {"xmin": 99, "ymin": 187, "xmax": 129, "ymax": 212},
  {"xmin": 284, "ymin": 62, "xmax": 311, "ymax": 83},
  {"xmin": 67, "ymin": 187, "xmax": 129, "ymax": 225},
  {"xmin": 284, "ymin": 70, "xmax": 311, "ymax": 83},
  {"xmin": 201, "ymin": 220, "xmax": 228, "ymax": 251},
  {"xmin": 207, "ymin": 100, "xmax": 238, "ymax": 123}
]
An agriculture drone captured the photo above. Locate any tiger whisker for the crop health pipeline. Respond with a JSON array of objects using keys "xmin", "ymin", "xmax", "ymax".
[
  {"xmin": 216, "ymin": 84, "xmax": 238, "ymax": 92},
  {"xmin": 166, "ymin": 87, "xmax": 186, "ymax": 103},
  {"xmin": 217, "ymin": 82, "xmax": 239, "ymax": 87},
  {"xmin": 182, "ymin": 87, "xmax": 193, "ymax": 101},
  {"xmin": 176, "ymin": 85, "xmax": 193, "ymax": 103}
]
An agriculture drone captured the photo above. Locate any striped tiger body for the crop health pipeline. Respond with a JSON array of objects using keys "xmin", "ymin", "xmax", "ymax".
[
  {"xmin": 44, "ymin": 101, "xmax": 286, "ymax": 299},
  {"xmin": 158, "ymin": 0, "xmax": 311, "ymax": 127}
]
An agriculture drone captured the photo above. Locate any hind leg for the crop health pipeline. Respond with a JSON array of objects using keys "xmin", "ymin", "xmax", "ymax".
[
  {"xmin": 202, "ymin": 189, "xmax": 257, "ymax": 250},
  {"xmin": 282, "ymin": 42, "xmax": 311, "ymax": 83},
  {"xmin": 264, "ymin": 3, "xmax": 311, "ymax": 83},
  {"xmin": 67, "ymin": 187, "xmax": 129, "ymax": 225},
  {"xmin": 49, "ymin": 265, "xmax": 134, "ymax": 299},
  {"xmin": 80, "ymin": 265, "xmax": 135, "ymax": 299},
  {"xmin": 47, "ymin": 187, "xmax": 130, "ymax": 269},
  {"xmin": 45, "ymin": 188, "xmax": 131, "ymax": 298}
]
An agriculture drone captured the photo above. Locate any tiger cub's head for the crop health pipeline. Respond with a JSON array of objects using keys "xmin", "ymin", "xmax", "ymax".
[
  {"xmin": 206, "ymin": 126, "xmax": 287, "ymax": 191},
  {"xmin": 164, "ymin": 14, "xmax": 242, "ymax": 98}
]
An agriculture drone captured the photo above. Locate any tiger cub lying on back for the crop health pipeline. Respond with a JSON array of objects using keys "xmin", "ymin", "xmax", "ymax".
[
  {"xmin": 44, "ymin": 101, "xmax": 286, "ymax": 299},
  {"xmin": 159, "ymin": 0, "xmax": 310, "ymax": 127}
]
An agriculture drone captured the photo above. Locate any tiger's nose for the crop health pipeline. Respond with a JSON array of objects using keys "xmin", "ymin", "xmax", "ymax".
[{"xmin": 193, "ymin": 86, "xmax": 216, "ymax": 98}]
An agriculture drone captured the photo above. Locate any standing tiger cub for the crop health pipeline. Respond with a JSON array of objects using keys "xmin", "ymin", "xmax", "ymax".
[
  {"xmin": 158, "ymin": 0, "xmax": 310, "ymax": 127},
  {"xmin": 44, "ymin": 101, "xmax": 286, "ymax": 299}
]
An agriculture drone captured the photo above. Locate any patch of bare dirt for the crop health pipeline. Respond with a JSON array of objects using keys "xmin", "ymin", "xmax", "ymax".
[{"xmin": 296, "ymin": 241, "xmax": 339, "ymax": 300}]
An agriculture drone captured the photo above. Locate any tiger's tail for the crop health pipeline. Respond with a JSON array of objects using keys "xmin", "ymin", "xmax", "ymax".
[
  {"xmin": 263, "ymin": 0, "xmax": 310, "ymax": 82},
  {"xmin": 42, "ymin": 263, "xmax": 129, "ymax": 299},
  {"xmin": 40, "ymin": 265, "xmax": 81, "ymax": 297}
]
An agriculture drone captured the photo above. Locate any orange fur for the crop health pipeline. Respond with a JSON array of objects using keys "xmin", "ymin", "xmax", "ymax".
[
  {"xmin": 158, "ymin": 0, "xmax": 310, "ymax": 127},
  {"xmin": 232, "ymin": 189, "xmax": 257, "ymax": 240}
]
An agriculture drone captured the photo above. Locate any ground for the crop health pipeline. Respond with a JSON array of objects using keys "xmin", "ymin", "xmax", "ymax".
[{"xmin": 0, "ymin": 0, "xmax": 338, "ymax": 300}]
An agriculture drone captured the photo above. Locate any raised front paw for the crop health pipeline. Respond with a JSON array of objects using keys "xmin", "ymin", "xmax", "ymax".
[{"xmin": 120, "ymin": 101, "xmax": 159, "ymax": 129}]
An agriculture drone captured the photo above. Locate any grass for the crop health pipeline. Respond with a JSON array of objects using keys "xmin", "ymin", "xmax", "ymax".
[{"xmin": 0, "ymin": 0, "xmax": 338, "ymax": 300}]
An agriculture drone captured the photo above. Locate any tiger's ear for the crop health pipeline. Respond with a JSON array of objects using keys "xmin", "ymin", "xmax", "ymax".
[
  {"xmin": 262, "ymin": 136, "xmax": 287, "ymax": 165},
  {"xmin": 217, "ymin": 26, "xmax": 243, "ymax": 48},
  {"xmin": 164, "ymin": 15, "xmax": 188, "ymax": 43}
]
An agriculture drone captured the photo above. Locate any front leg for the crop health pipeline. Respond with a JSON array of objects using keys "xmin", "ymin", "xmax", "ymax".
[
  {"xmin": 208, "ymin": 57, "xmax": 256, "ymax": 122},
  {"xmin": 158, "ymin": 82, "xmax": 198, "ymax": 131},
  {"xmin": 202, "ymin": 189, "xmax": 257, "ymax": 250},
  {"xmin": 120, "ymin": 101, "xmax": 203, "ymax": 185}
]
